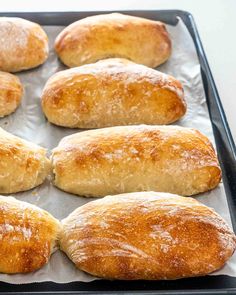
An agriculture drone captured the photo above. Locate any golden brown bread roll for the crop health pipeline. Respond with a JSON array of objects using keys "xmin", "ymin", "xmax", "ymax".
[
  {"xmin": 42, "ymin": 58, "xmax": 186, "ymax": 128},
  {"xmin": 0, "ymin": 17, "xmax": 48, "ymax": 72},
  {"xmin": 0, "ymin": 128, "xmax": 51, "ymax": 193},
  {"xmin": 0, "ymin": 71, "xmax": 23, "ymax": 117},
  {"xmin": 55, "ymin": 13, "xmax": 171, "ymax": 68},
  {"xmin": 51, "ymin": 125, "xmax": 221, "ymax": 197},
  {"xmin": 0, "ymin": 196, "xmax": 60, "ymax": 274},
  {"xmin": 60, "ymin": 192, "xmax": 236, "ymax": 280}
]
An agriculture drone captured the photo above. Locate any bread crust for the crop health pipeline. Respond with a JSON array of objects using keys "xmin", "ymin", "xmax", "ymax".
[
  {"xmin": 42, "ymin": 58, "xmax": 186, "ymax": 128},
  {"xmin": 55, "ymin": 13, "xmax": 171, "ymax": 68},
  {"xmin": 0, "ymin": 17, "xmax": 48, "ymax": 72},
  {"xmin": 0, "ymin": 71, "xmax": 23, "ymax": 117},
  {"xmin": 51, "ymin": 125, "xmax": 221, "ymax": 197},
  {"xmin": 0, "ymin": 196, "xmax": 60, "ymax": 274},
  {"xmin": 0, "ymin": 128, "xmax": 51, "ymax": 193},
  {"xmin": 60, "ymin": 192, "xmax": 236, "ymax": 280}
]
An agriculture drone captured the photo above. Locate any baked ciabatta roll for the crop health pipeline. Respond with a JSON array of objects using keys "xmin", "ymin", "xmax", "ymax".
[
  {"xmin": 51, "ymin": 125, "xmax": 221, "ymax": 197},
  {"xmin": 0, "ymin": 128, "xmax": 50, "ymax": 193},
  {"xmin": 0, "ymin": 196, "xmax": 60, "ymax": 274},
  {"xmin": 0, "ymin": 17, "xmax": 48, "ymax": 72},
  {"xmin": 42, "ymin": 58, "xmax": 186, "ymax": 128},
  {"xmin": 60, "ymin": 192, "xmax": 236, "ymax": 280},
  {"xmin": 0, "ymin": 71, "xmax": 23, "ymax": 117},
  {"xmin": 55, "ymin": 13, "xmax": 171, "ymax": 68}
]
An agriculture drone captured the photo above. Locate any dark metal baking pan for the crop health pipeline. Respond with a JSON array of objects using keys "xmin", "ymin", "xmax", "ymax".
[{"xmin": 0, "ymin": 9, "xmax": 236, "ymax": 295}]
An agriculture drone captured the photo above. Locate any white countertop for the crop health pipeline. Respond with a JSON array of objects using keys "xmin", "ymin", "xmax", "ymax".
[{"xmin": 1, "ymin": 0, "xmax": 236, "ymax": 140}]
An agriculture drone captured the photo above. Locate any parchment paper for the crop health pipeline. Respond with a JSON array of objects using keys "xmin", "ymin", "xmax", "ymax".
[{"xmin": 0, "ymin": 18, "xmax": 235, "ymax": 284}]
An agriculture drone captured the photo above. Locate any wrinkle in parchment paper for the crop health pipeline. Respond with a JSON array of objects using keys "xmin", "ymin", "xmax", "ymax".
[{"xmin": 0, "ymin": 18, "xmax": 235, "ymax": 284}]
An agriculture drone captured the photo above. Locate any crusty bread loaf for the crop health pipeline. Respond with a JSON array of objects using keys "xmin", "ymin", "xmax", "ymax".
[
  {"xmin": 42, "ymin": 58, "xmax": 186, "ymax": 128},
  {"xmin": 51, "ymin": 125, "xmax": 221, "ymax": 197},
  {"xmin": 0, "ymin": 196, "xmax": 60, "ymax": 274},
  {"xmin": 0, "ymin": 71, "xmax": 23, "ymax": 117},
  {"xmin": 0, "ymin": 17, "xmax": 48, "ymax": 72},
  {"xmin": 0, "ymin": 128, "xmax": 51, "ymax": 193},
  {"xmin": 54, "ymin": 13, "xmax": 171, "ymax": 68},
  {"xmin": 60, "ymin": 192, "xmax": 236, "ymax": 280}
]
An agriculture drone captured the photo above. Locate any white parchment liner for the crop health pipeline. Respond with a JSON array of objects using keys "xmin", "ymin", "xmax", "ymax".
[{"xmin": 0, "ymin": 18, "xmax": 235, "ymax": 283}]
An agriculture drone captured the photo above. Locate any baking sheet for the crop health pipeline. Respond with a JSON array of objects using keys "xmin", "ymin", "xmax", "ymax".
[{"xmin": 0, "ymin": 18, "xmax": 235, "ymax": 284}]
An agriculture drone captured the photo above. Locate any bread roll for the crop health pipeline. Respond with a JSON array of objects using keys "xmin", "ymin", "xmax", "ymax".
[
  {"xmin": 0, "ymin": 71, "xmax": 23, "ymax": 117},
  {"xmin": 42, "ymin": 58, "xmax": 186, "ymax": 128},
  {"xmin": 55, "ymin": 13, "xmax": 171, "ymax": 68},
  {"xmin": 0, "ymin": 17, "xmax": 48, "ymax": 72},
  {"xmin": 0, "ymin": 196, "xmax": 60, "ymax": 273},
  {"xmin": 0, "ymin": 128, "xmax": 50, "ymax": 193},
  {"xmin": 51, "ymin": 125, "xmax": 221, "ymax": 197},
  {"xmin": 60, "ymin": 192, "xmax": 236, "ymax": 280}
]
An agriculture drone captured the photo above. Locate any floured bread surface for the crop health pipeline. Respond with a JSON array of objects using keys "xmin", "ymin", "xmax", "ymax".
[
  {"xmin": 0, "ymin": 71, "xmax": 23, "ymax": 117},
  {"xmin": 60, "ymin": 192, "xmax": 236, "ymax": 280},
  {"xmin": 0, "ymin": 17, "xmax": 48, "ymax": 72},
  {"xmin": 42, "ymin": 58, "xmax": 186, "ymax": 128},
  {"xmin": 0, "ymin": 196, "xmax": 60, "ymax": 274},
  {"xmin": 51, "ymin": 125, "xmax": 221, "ymax": 197},
  {"xmin": 55, "ymin": 13, "xmax": 171, "ymax": 68},
  {"xmin": 0, "ymin": 128, "xmax": 51, "ymax": 193}
]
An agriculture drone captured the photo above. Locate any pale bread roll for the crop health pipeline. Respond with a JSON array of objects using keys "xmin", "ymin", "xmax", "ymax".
[
  {"xmin": 60, "ymin": 192, "xmax": 236, "ymax": 280},
  {"xmin": 42, "ymin": 58, "xmax": 186, "ymax": 128},
  {"xmin": 51, "ymin": 125, "xmax": 221, "ymax": 197},
  {"xmin": 0, "ymin": 71, "xmax": 23, "ymax": 117},
  {"xmin": 0, "ymin": 128, "xmax": 50, "ymax": 193},
  {"xmin": 0, "ymin": 196, "xmax": 60, "ymax": 274},
  {"xmin": 0, "ymin": 17, "xmax": 48, "ymax": 72},
  {"xmin": 55, "ymin": 13, "xmax": 171, "ymax": 68}
]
